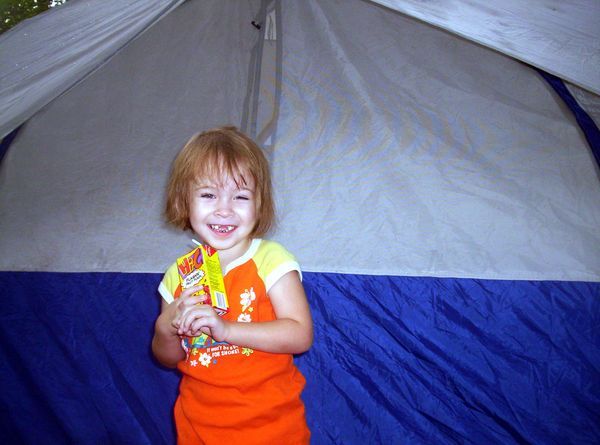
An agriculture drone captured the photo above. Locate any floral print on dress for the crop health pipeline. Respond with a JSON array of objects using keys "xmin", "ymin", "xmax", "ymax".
[
  {"xmin": 199, "ymin": 353, "xmax": 212, "ymax": 367},
  {"xmin": 238, "ymin": 313, "xmax": 252, "ymax": 323},
  {"xmin": 238, "ymin": 287, "xmax": 254, "ymax": 353},
  {"xmin": 242, "ymin": 347, "xmax": 253, "ymax": 356},
  {"xmin": 182, "ymin": 286, "xmax": 257, "ymax": 367},
  {"xmin": 240, "ymin": 287, "xmax": 256, "ymax": 312}
]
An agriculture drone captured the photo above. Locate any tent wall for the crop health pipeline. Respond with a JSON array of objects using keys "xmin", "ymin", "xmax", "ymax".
[
  {"xmin": 0, "ymin": 0, "xmax": 186, "ymax": 139},
  {"xmin": 1, "ymin": 272, "xmax": 598, "ymax": 444},
  {"xmin": 0, "ymin": 0, "xmax": 263, "ymax": 271},
  {"xmin": 370, "ymin": 0, "xmax": 600, "ymax": 96},
  {"xmin": 271, "ymin": 0, "xmax": 599, "ymax": 281},
  {"xmin": 1, "ymin": 0, "xmax": 599, "ymax": 280},
  {"xmin": 0, "ymin": 1, "xmax": 599, "ymax": 444}
]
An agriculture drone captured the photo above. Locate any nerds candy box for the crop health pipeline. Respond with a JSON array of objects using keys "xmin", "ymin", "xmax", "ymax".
[{"xmin": 176, "ymin": 244, "xmax": 229, "ymax": 316}]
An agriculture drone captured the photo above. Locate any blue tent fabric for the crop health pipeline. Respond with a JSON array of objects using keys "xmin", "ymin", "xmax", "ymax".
[
  {"xmin": 1, "ymin": 272, "xmax": 598, "ymax": 444},
  {"xmin": 0, "ymin": 272, "xmax": 178, "ymax": 445},
  {"xmin": 538, "ymin": 70, "xmax": 600, "ymax": 168}
]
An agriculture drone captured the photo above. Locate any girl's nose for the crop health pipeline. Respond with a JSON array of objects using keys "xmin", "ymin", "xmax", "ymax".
[{"xmin": 215, "ymin": 198, "xmax": 233, "ymax": 217}]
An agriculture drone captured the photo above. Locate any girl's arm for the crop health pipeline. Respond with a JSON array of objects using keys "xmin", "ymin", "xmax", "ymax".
[
  {"xmin": 152, "ymin": 288, "xmax": 205, "ymax": 368},
  {"xmin": 152, "ymin": 298, "xmax": 185, "ymax": 368},
  {"xmin": 178, "ymin": 271, "xmax": 313, "ymax": 354}
]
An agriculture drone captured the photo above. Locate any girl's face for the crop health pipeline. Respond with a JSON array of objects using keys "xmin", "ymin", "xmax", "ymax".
[{"xmin": 189, "ymin": 172, "xmax": 257, "ymax": 267}]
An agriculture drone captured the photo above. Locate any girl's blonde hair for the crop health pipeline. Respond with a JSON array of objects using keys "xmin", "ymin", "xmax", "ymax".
[{"xmin": 166, "ymin": 126, "xmax": 274, "ymax": 237}]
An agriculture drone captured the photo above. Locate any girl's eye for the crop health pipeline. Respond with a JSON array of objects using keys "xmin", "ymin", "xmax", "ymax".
[
  {"xmin": 235, "ymin": 195, "xmax": 250, "ymax": 201},
  {"xmin": 200, "ymin": 193, "xmax": 216, "ymax": 199}
]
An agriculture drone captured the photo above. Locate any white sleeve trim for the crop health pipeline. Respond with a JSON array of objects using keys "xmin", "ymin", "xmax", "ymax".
[
  {"xmin": 158, "ymin": 281, "xmax": 174, "ymax": 304},
  {"xmin": 265, "ymin": 260, "xmax": 302, "ymax": 293}
]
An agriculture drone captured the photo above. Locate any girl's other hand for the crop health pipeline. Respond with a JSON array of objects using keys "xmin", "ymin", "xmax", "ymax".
[
  {"xmin": 173, "ymin": 287, "xmax": 230, "ymax": 341},
  {"xmin": 177, "ymin": 303, "xmax": 230, "ymax": 342},
  {"xmin": 171, "ymin": 286, "xmax": 207, "ymax": 330}
]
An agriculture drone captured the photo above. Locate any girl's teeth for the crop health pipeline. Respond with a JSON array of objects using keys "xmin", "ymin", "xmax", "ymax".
[{"xmin": 210, "ymin": 224, "xmax": 234, "ymax": 233}]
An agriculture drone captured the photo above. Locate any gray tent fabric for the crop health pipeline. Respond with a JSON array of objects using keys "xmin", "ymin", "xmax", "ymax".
[
  {"xmin": 0, "ymin": 0, "xmax": 185, "ymax": 139},
  {"xmin": 371, "ymin": 0, "xmax": 600, "ymax": 96},
  {"xmin": 0, "ymin": 0, "xmax": 599, "ymax": 281},
  {"xmin": 2, "ymin": 0, "xmax": 600, "ymax": 140},
  {"xmin": 568, "ymin": 82, "xmax": 600, "ymax": 126},
  {"xmin": 0, "ymin": 0, "xmax": 263, "ymax": 270},
  {"xmin": 270, "ymin": 0, "xmax": 600, "ymax": 280}
]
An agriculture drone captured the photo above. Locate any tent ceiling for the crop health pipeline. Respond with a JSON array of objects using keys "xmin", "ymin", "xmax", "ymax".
[
  {"xmin": 371, "ymin": 0, "xmax": 600, "ymax": 96},
  {"xmin": 1, "ymin": 0, "xmax": 598, "ymax": 280},
  {"xmin": 0, "ymin": 0, "xmax": 599, "ymax": 139},
  {"xmin": 0, "ymin": 0, "xmax": 185, "ymax": 139}
]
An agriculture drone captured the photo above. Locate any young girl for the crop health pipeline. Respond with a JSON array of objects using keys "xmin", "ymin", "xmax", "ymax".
[{"xmin": 152, "ymin": 126, "xmax": 313, "ymax": 444}]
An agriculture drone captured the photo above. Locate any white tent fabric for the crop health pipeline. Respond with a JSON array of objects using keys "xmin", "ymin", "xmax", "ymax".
[
  {"xmin": 371, "ymin": 0, "xmax": 600, "ymax": 96},
  {"xmin": 0, "ymin": 0, "xmax": 262, "ymax": 270},
  {"xmin": 2, "ymin": 0, "xmax": 600, "ymax": 139},
  {"xmin": 0, "ymin": 0, "xmax": 184, "ymax": 139},
  {"xmin": 271, "ymin": 0, "xmax": 600, "ymax": 280},
  {"xmin": 0, "ymin": 0, "xmax": 599, "ymax": 281}
]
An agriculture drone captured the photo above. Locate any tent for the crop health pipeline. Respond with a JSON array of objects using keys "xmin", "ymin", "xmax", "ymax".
[{"xmin": 1, "ymin": 0, "xmax": 599, "ymax": 443}]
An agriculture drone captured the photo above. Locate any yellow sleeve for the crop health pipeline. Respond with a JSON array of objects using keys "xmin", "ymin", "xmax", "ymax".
[
  {"xmin": 254, "ymin": 240, "xmax": 302, "ymax": 293},
  {"xmin": 158, "ymin": 262, "xmax": 180, "ymax": 303}
]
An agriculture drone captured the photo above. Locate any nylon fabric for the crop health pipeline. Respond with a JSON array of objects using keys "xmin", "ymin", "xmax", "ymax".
[
  {"xmin": 369, "ymin": 0, "xmax": 600, "ymax": 95},
  {"xmin": 0, "ymin": 272, "xmax": 178, "ymax": 445},
  {"xmin": 0, "ymin": 0, "xmax": 598, "ymax": 281},
  {"xmin": 301, "ymin": 273, "xmax": 599, "ymax": 444},
  {"xmin": 270, "ymin": 0, "xmax": 600, "ymax": 281},
  {"xmin": 0, "ymin": 0, "xmax": 263, "ymax": 273},
  {"xmin": 0, "ymin": 272, "xmax": 598, "ymax": 444},
  {"xmin": 0, "ymin": 0, "xmax": 186, "ymax": 139}
]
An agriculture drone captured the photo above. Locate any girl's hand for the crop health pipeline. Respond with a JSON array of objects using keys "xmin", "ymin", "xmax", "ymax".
[
  {"xmin": 178, "ymin": 304, "xmax": 230, "ymax": 342},
  {"xmin": 171, "ymin": 286, "xmax": 206, "ymax": 331},
  {"xmin": 152, "ymin": 287, "xmax": 206, "ymax": 368},
  {"xmin": 173, "ymin": 287, "xmax": 230, "ymax": 342}
]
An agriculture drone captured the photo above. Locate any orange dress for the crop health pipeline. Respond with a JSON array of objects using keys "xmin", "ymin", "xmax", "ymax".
[{"xmin": 159, "ymin": 239, "xmax": 310, "ymax": 445}]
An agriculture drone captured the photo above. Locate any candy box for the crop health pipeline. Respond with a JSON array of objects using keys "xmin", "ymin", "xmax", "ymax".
[{"xmin": 176, "ymin": 244, "xmax": 229, "ymax": 316}]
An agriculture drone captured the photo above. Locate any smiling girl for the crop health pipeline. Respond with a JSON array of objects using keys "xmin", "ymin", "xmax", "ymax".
[{"xmin": 152, "ymin": 126, "xmax": 313, "ymax": 445}]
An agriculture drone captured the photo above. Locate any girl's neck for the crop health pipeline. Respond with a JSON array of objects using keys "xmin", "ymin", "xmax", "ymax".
[{"xmin": 215, "ymin": 238, "xmax": 253, "ymax": 271}]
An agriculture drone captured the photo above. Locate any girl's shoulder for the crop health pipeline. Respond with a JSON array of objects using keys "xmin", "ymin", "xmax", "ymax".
[
  {"xmin": 226, "ymin": 238, "xmax": 296, "ymax": 269},
  {"xmin": 253, "ymin": 238, "xmax": 297, "ymax": 263},
  {"xmin": 252, "ymin": 239, "xmax": 302, "ymax": 292}
]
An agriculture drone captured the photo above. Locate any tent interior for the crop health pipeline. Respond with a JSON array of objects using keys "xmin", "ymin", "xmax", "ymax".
[{"xmin": 1, "ymin": 0, "xmax": 599, "ymax": 443}]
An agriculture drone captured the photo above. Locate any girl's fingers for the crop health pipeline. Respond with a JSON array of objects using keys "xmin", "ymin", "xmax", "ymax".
[
  {"xmin": 179, "ymin": 286, "xmax": 210, "ymax": 301},
  {"xmin": 190, "ymin": 318, "xmax": 211, "ymax": 335},
  {"xmin": 178, "ymin": 292, "xmax": 209, "ymax": 308},
  {"xmin": 179, "ymin": 286, "xmax": 202, "ymax": 298},
  {"xmin": 180, "ymin": 296, "xmax": 206, "ymax": 308},
  {"xmin": 177, "ymin": 305, "xmax": 211, "ymax": 334},
  {"xmin": 168, "ymin": 291, "xmax": 207, "ymax": 333}
]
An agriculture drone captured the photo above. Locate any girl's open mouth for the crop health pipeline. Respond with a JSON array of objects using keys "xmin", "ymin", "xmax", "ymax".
[{"xmin": 209, "ymin": 224, "xmax": 235, "ymax": 234}]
